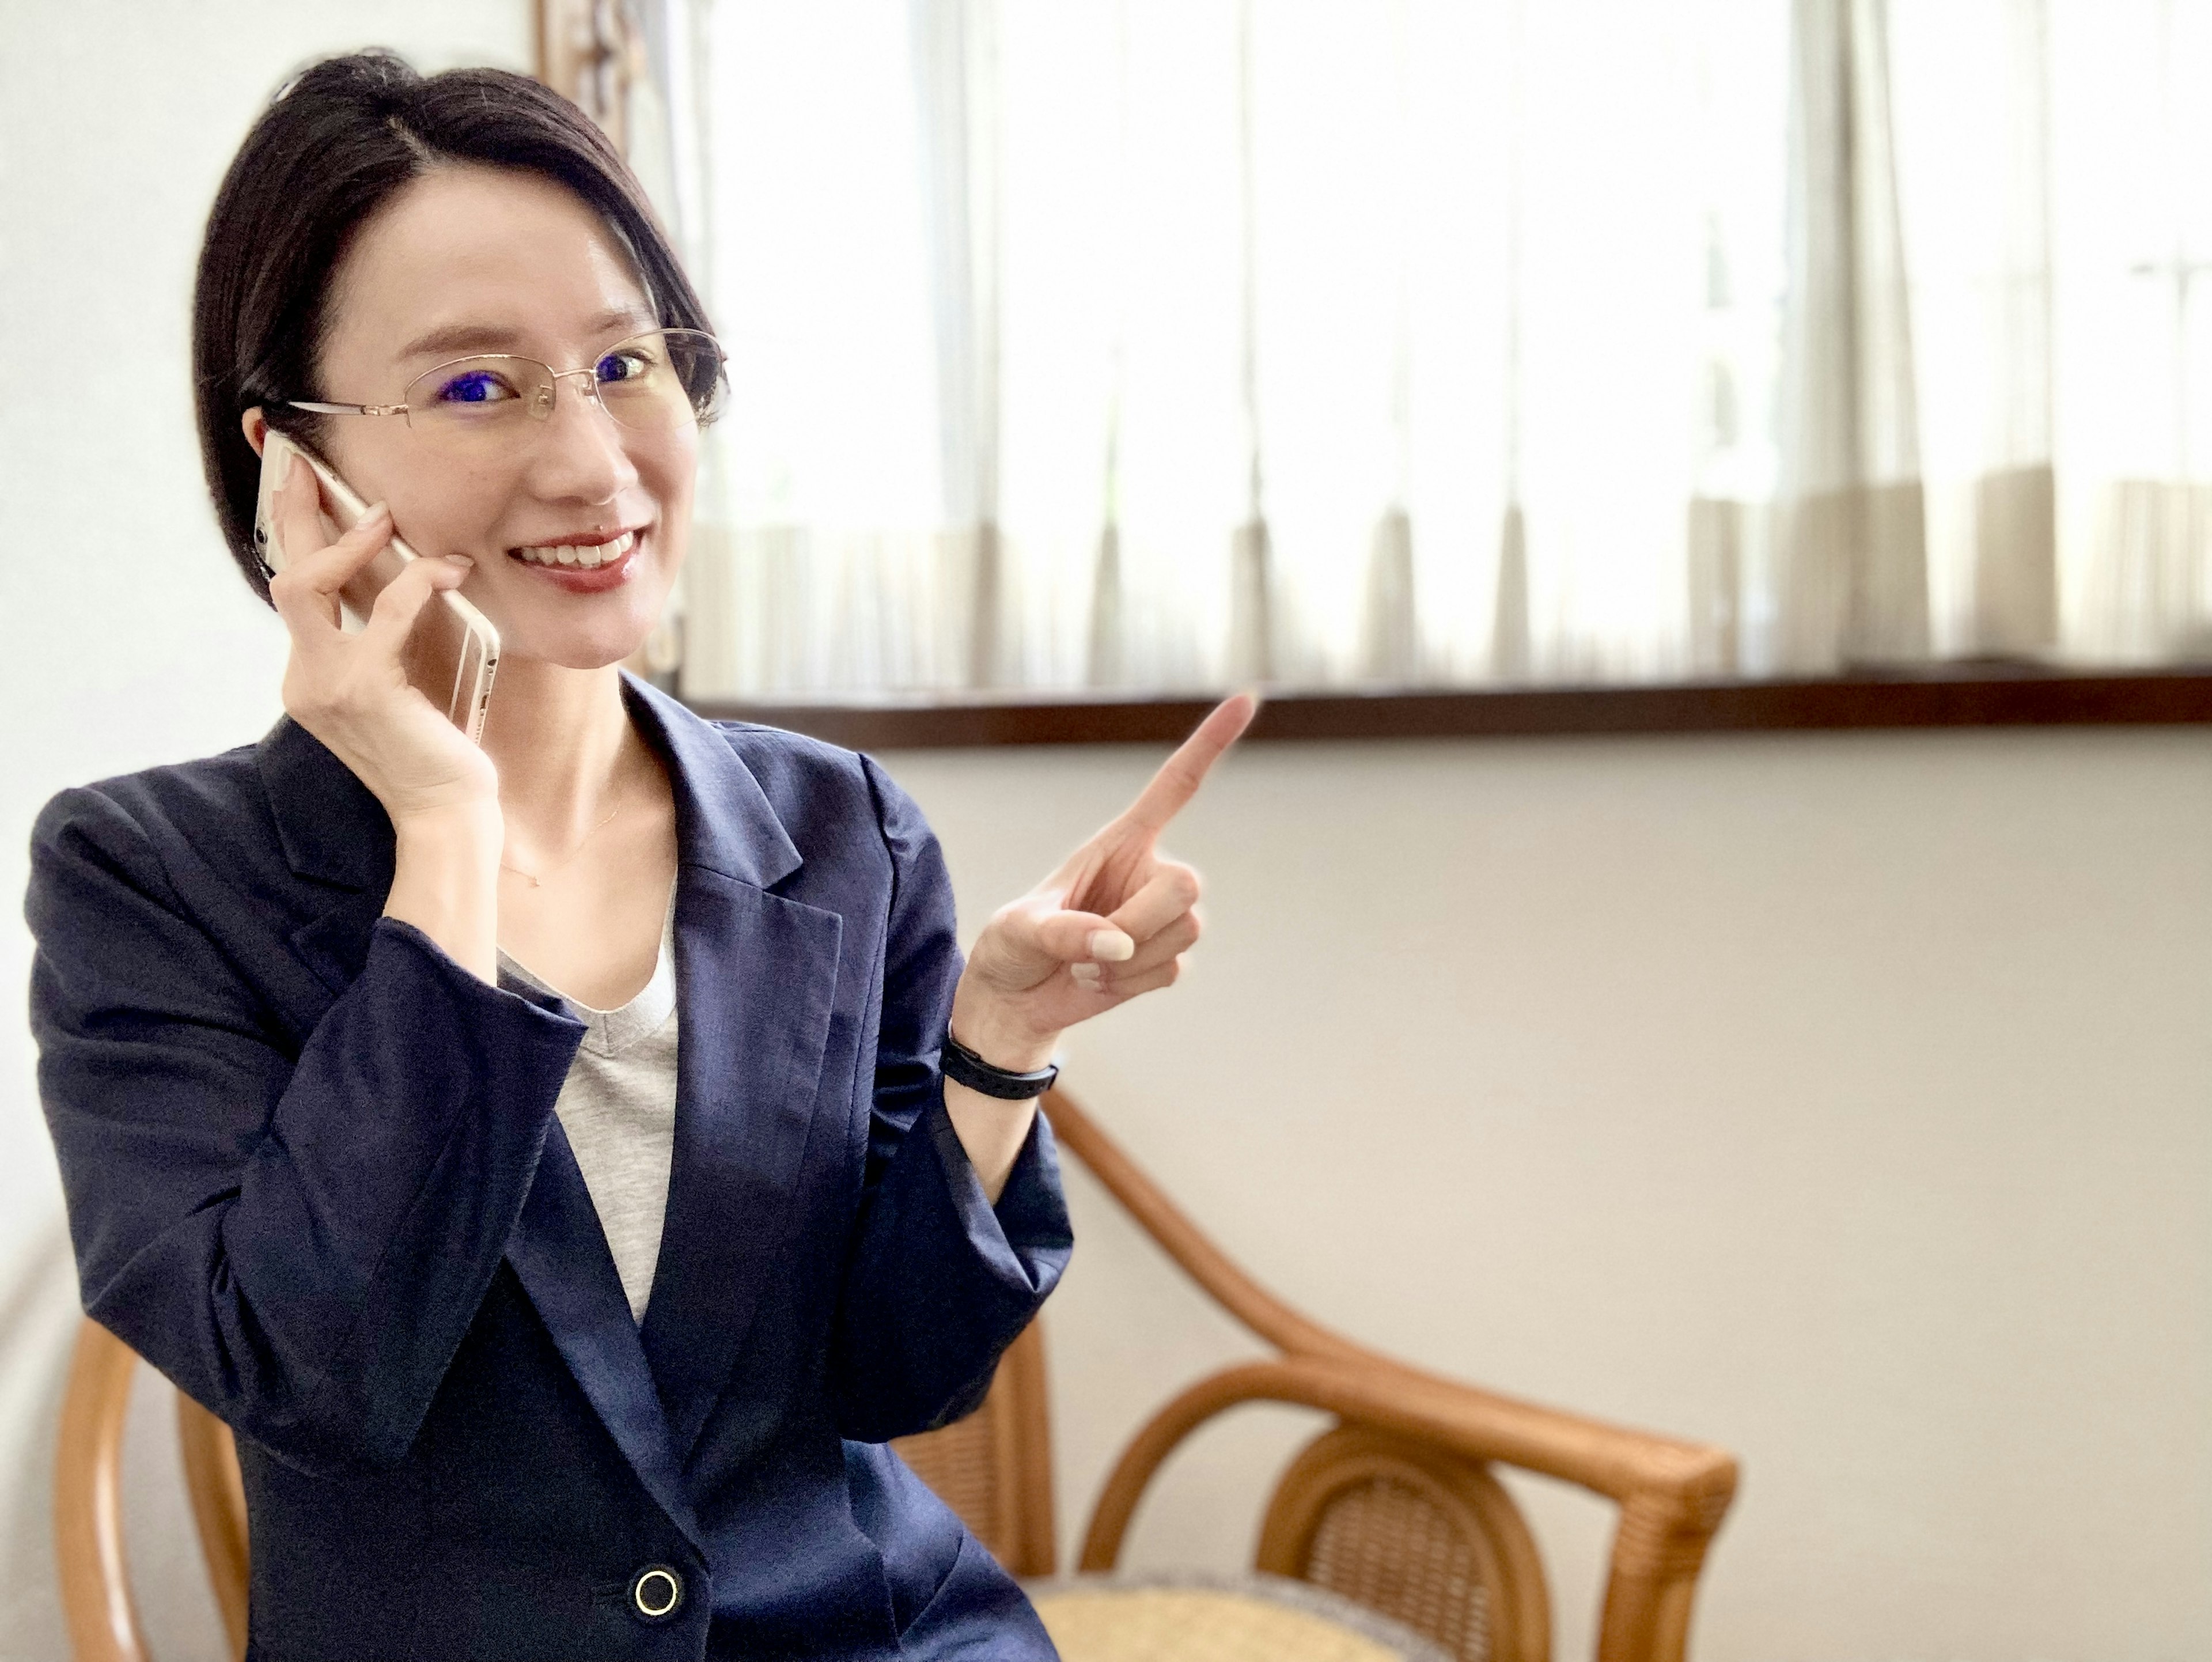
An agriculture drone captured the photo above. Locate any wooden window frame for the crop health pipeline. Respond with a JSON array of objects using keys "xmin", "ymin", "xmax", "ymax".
[{"xmin": 685, "ymin": 668, "xmax": 2212, "ymax": 748}]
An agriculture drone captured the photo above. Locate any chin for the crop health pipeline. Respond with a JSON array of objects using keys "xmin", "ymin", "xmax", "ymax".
[
  {"xmin": 503, "ymin": 622, "xmax": 661, "ymax": 672},
  {"xmin": 474, "ymin": 577, "xmax": 677, "ymax": 673},
  {"xmin": 471, "ymin": 587, "xmax": 662, "ymax": 668}
]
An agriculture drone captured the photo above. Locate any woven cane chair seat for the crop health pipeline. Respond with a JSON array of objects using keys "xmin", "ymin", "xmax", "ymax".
[{"xmin": 1028, "ymin": 1573, "xmax": 1453, "ymax": 1662}]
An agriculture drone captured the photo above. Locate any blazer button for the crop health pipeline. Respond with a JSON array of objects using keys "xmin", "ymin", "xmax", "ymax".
[{"xmin": 628, "ymin": 1563, "xmax": 685, "ymax": 1623}]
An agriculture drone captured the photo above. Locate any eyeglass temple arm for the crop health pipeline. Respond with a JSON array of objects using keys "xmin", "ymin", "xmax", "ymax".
[{"xmin": 285, "ymin": 400, "xmax": 406, "ymax": 418}]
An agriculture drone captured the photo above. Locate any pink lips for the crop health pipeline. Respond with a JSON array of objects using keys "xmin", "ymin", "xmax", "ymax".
[{"xmin": 507, "ymin": 534, "xmax": 645, "ymax": 593}]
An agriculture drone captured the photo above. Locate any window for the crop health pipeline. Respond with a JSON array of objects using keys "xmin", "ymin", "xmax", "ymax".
[{"xmin": 637, "ymin": 0, "xmax": 2212, "ymax": 703}]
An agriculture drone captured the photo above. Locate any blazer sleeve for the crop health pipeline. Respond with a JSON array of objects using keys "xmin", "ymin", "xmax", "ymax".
[
  {"xmin": 826, "ymin": 757, "xmax": 1074, "ymax": 1443},
  {"xmin": 26, "ymin": 784, "xmax": 585, "ymax": 1475}
]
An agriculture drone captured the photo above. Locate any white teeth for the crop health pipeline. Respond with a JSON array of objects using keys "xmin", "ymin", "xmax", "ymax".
[{"xmin": 514, "ymin": 531, "xmax": 637, "ymax": 568}]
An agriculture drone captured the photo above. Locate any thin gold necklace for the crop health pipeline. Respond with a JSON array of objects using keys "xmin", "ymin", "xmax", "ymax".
[{"xmin": 500, "ymin": 800, "xmax": 623, "ymax": 888}]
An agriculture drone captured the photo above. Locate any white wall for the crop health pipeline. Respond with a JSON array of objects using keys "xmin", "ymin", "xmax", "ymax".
[
  {"xmin": 884, "ymin": 730, "xmax": 2212, "ymax": 1662},
  {"xmin": 0, "ymin": 7, "xmax": 535, "ymax": 1658},
  {"xmin": 4, "ymin": 7, "xmax": 2209, "ymax": 1662}
]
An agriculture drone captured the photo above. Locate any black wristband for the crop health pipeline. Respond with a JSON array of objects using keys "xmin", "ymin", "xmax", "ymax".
[{"xmin": 941, "ymin": 1031, "xmax": 1059, "ymax": 1101}]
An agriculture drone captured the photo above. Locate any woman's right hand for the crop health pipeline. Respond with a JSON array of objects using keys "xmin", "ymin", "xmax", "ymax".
[
  {"xmin": 266, "ymin": 460, "xmax": 498, "ymax": 827},
  {"xmin": 267, "ymin": 461, "xmax": 502, "ymax": 980}
]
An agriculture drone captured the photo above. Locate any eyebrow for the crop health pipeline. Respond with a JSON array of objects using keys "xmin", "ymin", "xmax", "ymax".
[{"xmin": 395, "ymin": 306, "xmax": 660, "ymax": 363}]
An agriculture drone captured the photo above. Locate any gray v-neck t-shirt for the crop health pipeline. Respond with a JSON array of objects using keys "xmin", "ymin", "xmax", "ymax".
[{"xmin": 499, "ymin": 899, "xmax": 679, "ymax": 1324}]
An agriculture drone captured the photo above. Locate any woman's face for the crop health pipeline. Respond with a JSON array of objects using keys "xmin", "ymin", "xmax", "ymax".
[{"xmin": 305, "ymin": 165, "xmax": 695, "ymax": 669}]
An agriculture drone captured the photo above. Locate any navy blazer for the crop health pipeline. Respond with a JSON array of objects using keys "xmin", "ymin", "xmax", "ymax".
[{"xmin": 27, "ymin": 676, "xmax": 1070, "ymax": 1661}]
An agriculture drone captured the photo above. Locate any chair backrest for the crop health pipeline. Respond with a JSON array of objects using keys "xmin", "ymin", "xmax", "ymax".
[
  {"xmin": 54, "ymin": 1318, "xmax": 248, "ymax": 1662},
  {"xmin": 1255, "ymin": 1423, "xmax": 1551, "ymax": 1662}
]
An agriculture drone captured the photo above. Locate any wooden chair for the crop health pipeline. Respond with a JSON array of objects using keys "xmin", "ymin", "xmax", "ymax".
[
  {"xmin": 55, "ymin": 1312, "xmax": 249, "ymax": 1662},
  {"xmin": 56, "ymin": 1088, "xmax": 1737, "ymax": 1662}
]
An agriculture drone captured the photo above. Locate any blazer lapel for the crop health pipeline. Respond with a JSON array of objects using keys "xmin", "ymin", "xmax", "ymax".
[
  {"xmin": 505, "ymin": 1122, "xmax": 704, "ymax": 1553},
  {"xmin": 257, "ymin": 715, "xmax": 395, "ymax": 893},
  {"xmin": 643, "ymin": 868, "xmax": 843, "ymax": 1454},
  {"xmin": 622, "ymin": 679, "xmax": 847, "ymax": 1456}
]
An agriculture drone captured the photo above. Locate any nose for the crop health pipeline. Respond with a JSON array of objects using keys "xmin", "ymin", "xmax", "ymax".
[{"xmin": 524, "ymin": 370, "xmax": 639, "ymax": 504}]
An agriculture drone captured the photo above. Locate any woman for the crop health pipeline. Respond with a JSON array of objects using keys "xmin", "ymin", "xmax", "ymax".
[{"xmin": 28, "ymin": 53, "xmax": 1247, "ymax": 1661}]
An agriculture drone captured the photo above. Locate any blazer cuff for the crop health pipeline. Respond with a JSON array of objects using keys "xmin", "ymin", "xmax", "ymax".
[
  {"xmin": 924, "ymin": 1095, "xmax": 1073, "ymax": 1290},
  {"xmin": 830, "ymin": 1094, "xmax": 1071, "ymax": 1438}
]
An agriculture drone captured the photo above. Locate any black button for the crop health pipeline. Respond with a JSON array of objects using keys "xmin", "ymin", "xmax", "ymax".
[{"xmin": 628, "ymin": 1563, "xmax": 685, "ymax": 1623}]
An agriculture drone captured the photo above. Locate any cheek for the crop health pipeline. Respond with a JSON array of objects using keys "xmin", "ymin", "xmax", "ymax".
[
  {"xmin": 321, "ymin": 429, "xmax": 511, "ymax": 558},
  {"xmin": 650, "ymin": 429, "xmax": 698, "ymax": 503},
  {"xmin": 399, "ymin": 484, "xmax": 510, "ymax": 559},
  {"xmin": 647, "ymin": 519, "xmax": 691, "ymax": 599},
  {"xmin": 640, "ymin": 442, "xmax": 698, "ymax": 563}
]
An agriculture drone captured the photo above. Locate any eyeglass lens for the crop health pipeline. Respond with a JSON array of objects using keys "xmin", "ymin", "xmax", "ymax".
[{"xmin": 400, "ymin": 330, "xmax": 725, "ymax": 444}]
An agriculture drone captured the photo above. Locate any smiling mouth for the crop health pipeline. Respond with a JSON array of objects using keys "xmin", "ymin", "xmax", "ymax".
[
  {"xmin": 503, "ymin": 528, "xmax": 649, "ymax": 593},
  {"xmin": 509, "ymin": 529, "xmax": 638, "ymax": 569}
]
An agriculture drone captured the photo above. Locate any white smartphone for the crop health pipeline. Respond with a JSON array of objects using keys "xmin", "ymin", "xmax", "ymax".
[{"xmin": 253, "ymin": 430, "xmax": 500, "ymax": 745}]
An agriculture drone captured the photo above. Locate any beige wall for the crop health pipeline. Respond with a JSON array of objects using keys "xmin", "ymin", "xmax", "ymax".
[
  {"xmin": 884, "ymin": 729, "xmax": 2212, "ymax": 1661},
  {"xmin": 3, "ymin": 3, "xmax": 2209, "ymax": 1659}
]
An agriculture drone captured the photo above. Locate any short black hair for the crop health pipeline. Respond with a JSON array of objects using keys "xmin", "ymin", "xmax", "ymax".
[{"xmin": 192, "ymin": 51, "xmax": 712, "ymax": 604}]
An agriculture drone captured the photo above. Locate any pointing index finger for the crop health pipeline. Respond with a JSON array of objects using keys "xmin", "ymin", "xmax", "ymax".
[{"xmin": 1121, "ymin": 693, "xmax": 1257, "ymax": 834}]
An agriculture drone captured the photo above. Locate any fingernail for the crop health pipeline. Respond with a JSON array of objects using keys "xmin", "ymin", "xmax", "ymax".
[
  {"xmin": 1088, "ymin": 929, "xmax": 1134, "ymax": 962},
  {"xmin": 366, "ymin": 501, "xmax": 392, "ymax": 521},
  {"xmin": 444, "ymin": 554, "xmax": 474, "ymax": 569},
  {"xmin": 1070, "ymin": 963, "xmax": 1102, "ymax": 986}
]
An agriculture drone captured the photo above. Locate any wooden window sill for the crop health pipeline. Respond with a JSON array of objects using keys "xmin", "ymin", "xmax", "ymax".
[{"xmin": 684, "ymin": 667, "xmax": 2212, "ymax": 749}]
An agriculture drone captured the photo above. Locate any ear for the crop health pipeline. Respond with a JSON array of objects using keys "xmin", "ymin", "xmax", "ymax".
[{"xmin": 241, "ymin": 407, "xmax": 268, "ymax": 457}]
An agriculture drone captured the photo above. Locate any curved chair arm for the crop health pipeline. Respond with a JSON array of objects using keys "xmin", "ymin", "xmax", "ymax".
[
  {"xmin": 55, "ymin": 1319, "xmax": 149, "ymax": 1662},
  {"xmin": 1042, "ymin": 1091, "xmax": 1366, "ymax": 1364},
  {"xmin": 1079, "ymin": 1354, "xmax": 1737, "ymax": 1570},
  {"xmin": 1079, "ymin": 1353, "xmax": 1736, "ymax": 1662},
  {"xmin": 1044, "ymin": 1088, "xmax": 1738, "ymax": 1662},
  {"xmin": 176, "ymin": 1392, "xmax": 251, "ymax": 1658},
  {"xmin": 55, "ymin": 1319, "xmax": 252, "ymax": 1662}
]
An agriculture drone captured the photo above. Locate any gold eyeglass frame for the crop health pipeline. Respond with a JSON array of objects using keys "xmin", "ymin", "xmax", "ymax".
[{"xmin": 286, "ymin": 327, "xmax": 727, "ymax": 434}]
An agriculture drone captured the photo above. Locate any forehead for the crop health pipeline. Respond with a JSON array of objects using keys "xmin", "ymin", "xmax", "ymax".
[{"xmin": 322, "ymin": 165, "xmax": 653, "ymax": 370}]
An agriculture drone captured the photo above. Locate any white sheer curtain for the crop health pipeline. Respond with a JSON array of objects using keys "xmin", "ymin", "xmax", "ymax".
[
  {"xmin": 2044, "ymin": 1, "xmax": 2212, "ymax": 661},
  {"xmin": 652, "ymin": 0, "xmax": 2212, "ymax": 700}
]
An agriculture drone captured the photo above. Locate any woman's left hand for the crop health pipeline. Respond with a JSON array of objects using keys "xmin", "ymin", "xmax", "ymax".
[{"xmin": 948, "ymin": 695, "xmax": 1256, "ymax": 1072}]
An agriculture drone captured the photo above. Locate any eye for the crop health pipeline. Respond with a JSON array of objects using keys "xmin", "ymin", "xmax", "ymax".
[
  {"xmin": 433, "ymin": 368, "xmax": 518, "ymax": 405},
  {"xmin": 596, "ymin": 346, "xmax": 659, "ymax": 385}
]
